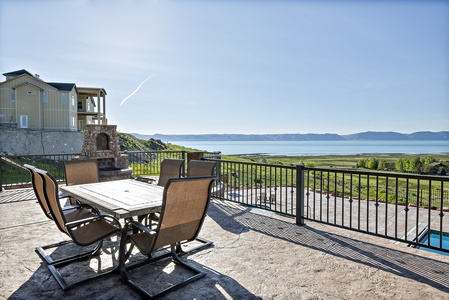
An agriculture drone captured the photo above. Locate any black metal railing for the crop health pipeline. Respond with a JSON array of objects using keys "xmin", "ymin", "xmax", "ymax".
[
  {"xmin": 0, "ymin": 150, "xmax": 219, "ymax": 190},
  {"xmin": 204, "ymin": 158, "xmax": 449, "ymax": 254},
  {"xmin": 1, "ymin": 154, "xmax": 73, "ymax": 189},
  {"xmin": 126, "ymin": 151, "xmax": 187, "ymax": 176},
  {"xmin": 2, "ymin": 152, "xmax": 448, "ymax": 254},
  {"xmin": 210, "ymin": 158, "xmax": 297, "ymax": 216},
  {"xmin": 298, "ymin": 166, "xmax": 449, "ymax": 253}
]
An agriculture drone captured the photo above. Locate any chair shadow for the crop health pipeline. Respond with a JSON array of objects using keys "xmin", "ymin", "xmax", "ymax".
[
  {"xmin": 123, "ymin": 249, "xmax": 263, "ymax": 300},
  {"xmin": 6, "ymin": 224, "xmax": 260, "ymax": 300},
  {"xmin": 207, "ymin": 199, "xmax": 449, "ymax": 293}
]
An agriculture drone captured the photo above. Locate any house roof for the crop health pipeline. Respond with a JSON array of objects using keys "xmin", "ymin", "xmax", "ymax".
[
  {"xmin": 46, "ymin": 82, "xmax": 77, "ymax": 91},
  {"xmin": 11, "ymin": 82, "xmax": 44, "ymax": 91},
  {"xmin": 77, "ymin": 87, "xmax": 107, "ymax": 96},
  {"xmin": 2, "ymin": 69, "xmax": 34, "ymax": 77}
]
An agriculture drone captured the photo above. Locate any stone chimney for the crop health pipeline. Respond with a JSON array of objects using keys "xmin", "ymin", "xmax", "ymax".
[{"xmin": 80, "ymin": 124, "xmax": 129, "ymax": 171}]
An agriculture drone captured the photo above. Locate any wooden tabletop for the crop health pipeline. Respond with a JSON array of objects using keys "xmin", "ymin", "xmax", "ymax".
[{"xmin": 60, "ymin": 179, "xmax": 164, "ymax": 219}]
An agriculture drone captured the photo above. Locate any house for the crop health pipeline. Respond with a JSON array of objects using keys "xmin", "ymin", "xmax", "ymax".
[
  {"xmin": 0, "ymin": 69, "xmax": 107, "ymax": 131},
  {"xmin": 425, "ymin": 162, "xmax": 448, "ymax": 176}
]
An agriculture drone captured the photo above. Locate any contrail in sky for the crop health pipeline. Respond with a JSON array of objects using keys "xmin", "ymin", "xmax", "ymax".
[{"xmin": 120, "ymin": 75, "xmax": 152, "ymax": 107}]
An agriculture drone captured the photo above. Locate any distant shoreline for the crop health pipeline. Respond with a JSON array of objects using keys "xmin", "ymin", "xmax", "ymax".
[
  {"xmin": 165, "ymin": 140, "xmax": 449, "ymax": 156},
  {"xmin": 133, "ymin": 131, "xmax": 449, "ymax": 142}
]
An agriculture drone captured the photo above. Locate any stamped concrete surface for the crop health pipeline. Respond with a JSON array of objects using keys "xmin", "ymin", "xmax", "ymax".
[{"xmin": 1, "ymin": 188, "xmax": 449, "ymax": 299}]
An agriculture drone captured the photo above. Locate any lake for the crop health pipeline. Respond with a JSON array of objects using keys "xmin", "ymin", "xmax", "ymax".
[{"xmin": 169, "ymin": 140, "xmax": 449, "ymax": 156}]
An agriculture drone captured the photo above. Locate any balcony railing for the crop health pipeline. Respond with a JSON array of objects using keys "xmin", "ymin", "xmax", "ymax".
[
  {"xmin": 204, "ymin": 158, "xmax": 449, "ymax": 254},
  {"xmin": 126, "ymin": 150, "xmax": 187, "ymax": 176},
  {"xmin": 2, "ymin": 152, "xmax": 448, "ymax": 254},
  {"xmin": 0, "ymin": 150, "xmax": 217, "ymax": 189}
]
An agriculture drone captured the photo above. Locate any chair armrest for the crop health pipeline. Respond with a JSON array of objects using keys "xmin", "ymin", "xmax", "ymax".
[
  {"xmin": 61, "ymin": 203, "xmax": 101, "ymax": 214},
  {"xmin": 126, "ymin": 220, "xmax": 157, "ymax": 236},
  {"xmin": 65, "ymin": 214, "xmax": 121, "ymax": 229}
]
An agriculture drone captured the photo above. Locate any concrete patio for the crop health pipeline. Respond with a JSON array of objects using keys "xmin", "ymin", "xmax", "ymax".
[{"xmin": 1, "ymin": 187, "xmax": 449, "ymax": 299}]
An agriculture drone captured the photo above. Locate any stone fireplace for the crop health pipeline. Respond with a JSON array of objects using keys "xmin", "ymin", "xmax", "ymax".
[{"xmin": 80, "ymin": 124, "xmax": 132, "ymax": 181}]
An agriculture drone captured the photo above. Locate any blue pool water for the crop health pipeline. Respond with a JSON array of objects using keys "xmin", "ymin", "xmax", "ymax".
[{"xmin": 418, "ymin": 231, "xmax": 449, "ymax": 256}]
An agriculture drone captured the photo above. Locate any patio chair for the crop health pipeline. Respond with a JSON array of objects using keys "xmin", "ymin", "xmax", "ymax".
[
  {"xmin": 63, "ymin": 159, "xmax": 100, "ymax": 204},
  {"xmin": 147, "ymin": 158, "xmax": 184, "ymax": 224},
  {"xmin": 185, "ymin": 160, "xmax": 218, "ymax": 248},
  {"xmin": 187, "ymin": 159, "xmax": 217, "ymax": 177},
  {"xmin": 36, "ymin": 168, "xmax": 122, "ymax": 290},
  {"xmin": 157, "ymin": 158, "xmax": 184, "ymax": 186},
  {"xmin": 24, "ymin": 164, "xmax": 102, "ymax": 265},
  {"xmin": 119, "ymin": 176, "xmax": 216, "ymax": 299}
]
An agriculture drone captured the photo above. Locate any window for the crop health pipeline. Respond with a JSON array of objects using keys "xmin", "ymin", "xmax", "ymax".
[
  {"xmin": 72, "ymin": 116, "xmax": 75, "ymax": 127},
  {"xmin": 43, "ymin": 92, "xmax": 48, "ymax": 103},
  {"xmin": 72, "ymin": 95, "xmax": 75, "ymax": 106},
  {"xmin": 61, "ymin": 93, "xmax": 67, "ymax": 103},
  {"xmin": 11, "ymin": 90, "xmax": 15, "ymax": 102},
  {"xmin": 78, "ymin": 101, "xmax": 83, "ymax": 110},
  {"xmin": 20, "ymin": 115, "xmax": 28, "ymax": 128}
]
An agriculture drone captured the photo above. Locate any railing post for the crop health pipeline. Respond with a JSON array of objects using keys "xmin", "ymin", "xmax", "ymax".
[
  {"xmin": 0, "ymin": 155, "xmax": 3, "ymax": 191},
  {"xmin": 296, "ymin": 164, "xmax": 305, "ymax": 225},
  {"xmin": 182, "ymin": 151, "xmax": 187, "ymax": 176}
]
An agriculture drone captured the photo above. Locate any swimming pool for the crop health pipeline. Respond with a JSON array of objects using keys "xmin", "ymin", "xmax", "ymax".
[{"xmin": 418, "ymin": 231, "xmax": 449, "ymax": 256}]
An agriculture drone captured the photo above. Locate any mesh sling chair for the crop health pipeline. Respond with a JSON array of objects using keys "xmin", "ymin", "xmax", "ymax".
[
  {"xmin": 37, "ymin": 168, "xmax": 122, "ymax": 290},
  {"xmin": 25, "ymin": 164, "xmax": 101, "ymax": 265},
  {"xmin": 157, "ymin": 158, "xmax": 184, "ymax": 187},
  {"xmin": 185, "ymin": 159, "xmax": 219, "ymax": 251},
  {"xmin": 187, "ymin": 159, "xmax": 217, "ymax": 177},
  {"xmin": 119, "ymin": 176, "xmax": 216, "ymax": 299},
  {"xmin": 63, "ymin": 159, "xmax": 100, "ymax": 205},
  {"xmin": 147, "ymin": 158, "xmax": 184, "ymax": 224}
]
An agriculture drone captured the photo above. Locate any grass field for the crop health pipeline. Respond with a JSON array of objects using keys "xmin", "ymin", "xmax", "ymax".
[
  {"xmin": 165, "ymin": 141, "xmax": 449, "ymax": 172},
  {"xmin": 225, "ymin": 153, "xmax": 449, "ymax": 170}
]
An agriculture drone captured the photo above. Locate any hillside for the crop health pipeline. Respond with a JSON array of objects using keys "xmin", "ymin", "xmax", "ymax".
[{"xmin": 118, "ymin": 132, "xmax": 167, "ymax": 151}]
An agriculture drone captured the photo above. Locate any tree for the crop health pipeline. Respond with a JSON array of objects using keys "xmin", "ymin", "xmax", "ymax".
[
  {"xmin": 396, "ymin": 158, "xmax": 405, "ymax": 171},
  {"xmin": 357, "ymin": 158, "xmax": 367, "ymax": 168},
  {"xmin": 367, "ymin": 158, "xmax": 379, "ymax": 170},
  {"xmin": 378, "ymin": 159, "xmax": 387, "ymax": 170},
  {"xmin": 424, "ymin": 156, "xmax": 436, "ymax": 164},
  {"xmin": 405, "ymin": 157, "xmax": 422, "ymax": 173}
]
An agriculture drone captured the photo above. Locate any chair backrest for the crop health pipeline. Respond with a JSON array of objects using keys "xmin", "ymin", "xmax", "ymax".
[
  {"xmin": 64, "ymin": 159, "xmax": 100, "ymax": 186},
  {"xmin": 24, "ymin": 164, "xmax": 52, "ymax": 220},
  {"xmin": 157, "ymin": 159, "xmax": 184, "ymax": 187},
  {"xmin": 36, "ymin": 169, "xmax": 69, "ymax": 235},
  {"xmin": 187, "ymin": 160, "xmax": 217, "ymax": 177},
  {"xmin": 153, "ymin": 176, "xmax": 215, "ymax": 250}
]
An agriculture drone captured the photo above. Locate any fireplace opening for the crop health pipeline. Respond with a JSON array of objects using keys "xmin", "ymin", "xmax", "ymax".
[{"xmin": 96, "ymin": 133, "xmax": 109, "ymax": 150}]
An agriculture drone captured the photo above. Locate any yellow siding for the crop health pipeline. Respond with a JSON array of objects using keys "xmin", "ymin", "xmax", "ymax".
[
  {"xmin": 15, "ymin": 85, "xmax": 41, "ymax": 128},
  {"xmin": 0, "ymin": 86, "xmax": 15, "ymax": 124},
  {"xmin": 1, "ymin": 73, "xmax": 86, "ymax": 130}
]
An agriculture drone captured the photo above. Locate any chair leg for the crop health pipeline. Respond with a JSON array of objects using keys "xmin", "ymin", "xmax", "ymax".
[
  {"xmin": 35, "ymin": 239, "xmax": 103, "ymax": 265},
  {"xmin": 177, "ymin": 237, "xmax": 213, "ymax": 255},
  {"xmin": 153, "ymin": 244, "xmax": 206, "ymax": 298},
  {"xmin": 120, "ymin": 243, "xmax": 206, "ymax": 299},
  {"xmin": 46, "ymin": 239, "xmax": 118, "ymax": 291},
  {"xmin": 48, "ymin": 259, "xmax": 118, "ymax": 291}
]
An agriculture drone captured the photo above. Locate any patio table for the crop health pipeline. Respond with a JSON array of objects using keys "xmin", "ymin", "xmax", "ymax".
[{"xmin": 60, "ymin": 179, "xmax": 163, "ymax": 219}]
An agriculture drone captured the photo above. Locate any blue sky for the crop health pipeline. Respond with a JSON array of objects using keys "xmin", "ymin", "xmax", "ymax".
[{"xmin": 1, "ymin": 0, "xmax": 448, "ymax": 135}]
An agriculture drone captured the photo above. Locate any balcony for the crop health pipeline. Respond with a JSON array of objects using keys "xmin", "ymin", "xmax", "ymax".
[
  {"xmin": 1, "ymin": 152, "xmax": 449, "ymax": 298},
  {"xmin": 1, "ymin": 186, "xmax": 449, "ymax": 299}
]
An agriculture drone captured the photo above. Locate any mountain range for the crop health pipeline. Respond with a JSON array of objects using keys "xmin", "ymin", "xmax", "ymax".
[{"xmin": 131, "ymin": 131, "xmax": 449, "ymax": 142}]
